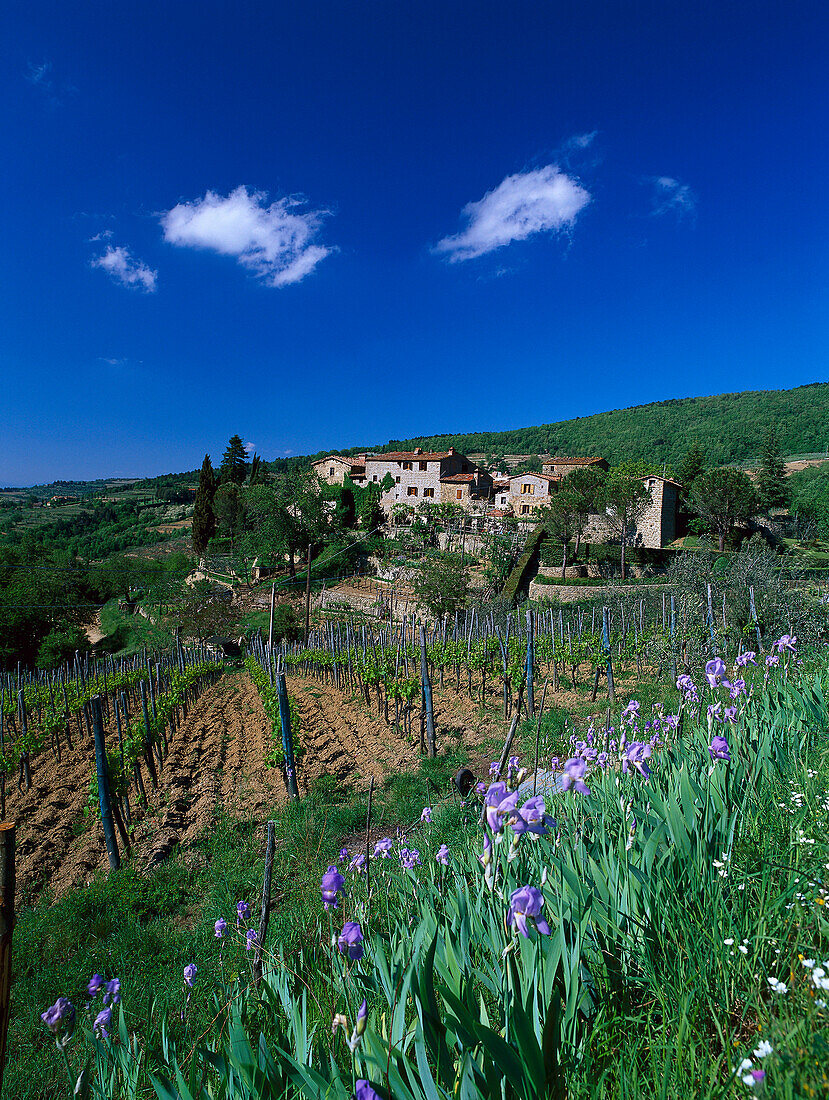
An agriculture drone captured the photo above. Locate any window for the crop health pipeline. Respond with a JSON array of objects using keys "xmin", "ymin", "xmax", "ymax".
[
  {"xmin": 395, "ymin": 476, "xmax": 400, "ymax": 483},
  {"xmin": 521, "ymin": 505, "xmax": 530, "ymax": 515},
  {"xmin": 456, "ymin": 490, "xmax": 463, "ymax": 500},
  {"xmin": 461, "ymin": 463, "xmax": 469, "ymax": 473},
  {"xmin": 419, "ymin": 460, "xmax": 427, "ymax": 471},
  {"xmin": 402, "ymin": 461, "xmax": 413, "ymax": 470},
  {"xmin": 522, "ymin": 483, "xmax": 535, "ymax": 495},
  {"xmin": 373, "ymin": 475, "xmax": 378, "ymax": 482},
  {"xmin": 407, "ymin": 486, "xmax": 418, "ymax": 497},
  {"xmin": 329, "ymin": 467, "xmax": 335, "ymax": 476},
  {"xmin": 423, "ymin": 487, "xmax": 434, "ymax": 498}
]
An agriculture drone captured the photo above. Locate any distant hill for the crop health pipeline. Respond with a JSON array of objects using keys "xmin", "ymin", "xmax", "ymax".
[{"xmin": 308, "ymin": 382, "xmax": 829, "ymax": 472}]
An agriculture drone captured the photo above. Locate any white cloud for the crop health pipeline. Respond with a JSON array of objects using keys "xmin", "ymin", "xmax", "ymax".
[
  {"xmin": 160, "ymin": 186, "xmax": 333, "ymax": 287},
  {"xmin": 244, "ymin": 441, "xmax": 255, "ymax": 454},
  {"xmin": 91, "ymin": 246, "xmax": 157, "ymax": 292},
  {"xmin": 98, "ymin": 357, "xmax": 126, "ymax": 366},
  {"xmin": 566, "ymin": 131, "xmax": 598, "ymax": 150},
  {"xmin": 26, "ymin": 61, "xmax": 52, "ymax": 89},
  {"xmin": 649, "ymin": 176, "xmax": 696, "ymax": 218},
  {"xmin": 434, "ymin": 166, "xmax": 591, "ymax": 262}
]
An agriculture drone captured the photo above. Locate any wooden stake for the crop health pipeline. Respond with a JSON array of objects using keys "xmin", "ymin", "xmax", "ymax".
[
  {"xmin": 0, "ymin": 822, "xmax": 14, "ymax": 1100},
  {"xmin": 253, "ymin": 821, "xmax": 275, "ymax": 989}
]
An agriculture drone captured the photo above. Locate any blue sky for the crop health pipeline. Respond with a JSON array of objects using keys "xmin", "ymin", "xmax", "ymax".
[{"xmin": 1, "ymin": 0, "xmax": 826, "ymax": 484}]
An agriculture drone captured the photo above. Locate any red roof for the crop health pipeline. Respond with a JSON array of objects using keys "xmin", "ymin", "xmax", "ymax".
[
  {"xmin": 367, "ymin": 451, "xmax": 456, "ymax": 462},
  {"xmin": 508, "ymin": 473, "xmax": 561, "ymax": 487},
  {"xmin": 440, "ymin": 473, "xmax": 475, "ymax": 483},
  {"xmin": 314, "ymin": 455, "xmax": 365, "ymax": 468},
  {"xmin": 543, "ymin": 456, "xmax": 605, "ymax": 465}
]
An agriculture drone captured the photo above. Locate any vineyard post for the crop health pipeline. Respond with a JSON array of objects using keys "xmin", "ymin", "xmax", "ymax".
[
  {"xmin": 532, "ymin": 681, "xmax": 549, "ymax": 796},
  {"xmin": 706, "ymin": 584, "xmax": 716, "ymax": 656},
  {"xmin": 267, "ymin": 583, "xmax": 276, "ymax": 681},
  {"xmin": 17, "ymin": 692, "xmax": 31, "ymax": 791},
  {"xmin": 670, "ymin": 594, "xmax": 677, "ymax": 684},
  {"xmin": 252, "ymin": 821, "xmax": 275, "ymax": 989},
  {"xmin": 0, "ymin": 822, "xmax": 14, "ymax": 1099},
  {"xmin": 525, "ymin": 610, "xmax": 534, "ymax": 717},
  {"xmin": 276, "ymin": 673, "xmax": 299, "ymax": 799},
  {"xmin": 602, "ymin": 606, "xmax": 616, "ymax": 704},
  {"xmin": 0, "ymin": 694, "xmax": 4, "ymax": 820},
  {"xmin": 139, "ymin": 682, "xmax": 159, "ymax": 788},
  {"xmin": 749, "ymin": 586, "xmax": 762, "ymax": 652},
  {"xmin": 419, "ymin": 625, "xmax": 436, "ymax": 758},
  {"xmin": 91, "ymin": 696, "xmax": 121, "ymax": 871}
]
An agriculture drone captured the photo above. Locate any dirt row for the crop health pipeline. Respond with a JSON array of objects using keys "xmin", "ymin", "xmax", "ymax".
[{"xmin": 5, "ymin": 669, "xmax": 515, "ymax": 905}]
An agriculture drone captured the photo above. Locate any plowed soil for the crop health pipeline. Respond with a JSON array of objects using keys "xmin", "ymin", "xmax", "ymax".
[{"xmin": 6, "ymin": 669, "xmax": 516, "ymax": 906}]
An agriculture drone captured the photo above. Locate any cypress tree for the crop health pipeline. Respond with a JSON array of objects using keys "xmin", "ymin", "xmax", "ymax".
[
  {"xmin": 192, "ymin": 454, "xmax": 217, "ymax": 556},
  {"xmin": 756, "ymin": 429, "xmax": 788, "ymax": 511},
  {"xmin": 220, "ymin": 434, "xmax": 249, "ymax": 485}
]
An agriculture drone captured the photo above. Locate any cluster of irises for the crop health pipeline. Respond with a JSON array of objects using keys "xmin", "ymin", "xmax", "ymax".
[{"xmin": 40, "ymin": 974, "xmax": 121, "ymax": 1049}]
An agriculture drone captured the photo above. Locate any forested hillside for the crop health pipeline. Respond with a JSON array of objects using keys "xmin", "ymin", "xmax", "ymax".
[{"xmin": 311, "ymin": 382, "xmax": 829, "ymax": 470}]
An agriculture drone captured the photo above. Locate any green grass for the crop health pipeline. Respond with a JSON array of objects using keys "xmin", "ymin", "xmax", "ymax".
[
  {"xmin": 8, "ymin": 748, "xmax": 471, "ymax": 1100},
  {"xmin": 98, "ymin": 598, "xmax": 176, "ymax": 656}
]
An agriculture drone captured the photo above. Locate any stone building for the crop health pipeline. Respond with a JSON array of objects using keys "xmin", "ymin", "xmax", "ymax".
[
  {"xmin": 507, "ymin": 472, "xmax": 561, "ymax": 516},
  {"xmin": 364, "ymin": 447, "xmax": 490, "ymax": 511},
  {"xmin": 583, "ymin": 475, "xmax": 680, "ymax": 549},
  {"xmin": 312, "ymin": 454, "xmax": 367, "ymax": 486},
  {"xmin": 541, "ymin": 456, "xmax": 608, "ymax": 478}
]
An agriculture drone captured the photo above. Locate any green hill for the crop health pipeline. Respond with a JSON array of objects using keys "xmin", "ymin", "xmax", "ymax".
[{"xmin": 310, "ymin": 381, "xmax": 829, "ymax": 472}]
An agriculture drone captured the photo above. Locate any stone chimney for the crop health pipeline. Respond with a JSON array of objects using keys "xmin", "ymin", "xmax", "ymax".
[
  {"xmin": 448, "ymin": 447, "xmax": 455, "ymax": 455},
  {"xmin": 414, "ymin": 447, "xmax": 422, "ymax": 455}
]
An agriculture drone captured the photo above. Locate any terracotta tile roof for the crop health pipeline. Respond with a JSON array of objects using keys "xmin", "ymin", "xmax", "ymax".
[
  {"xmin": 508, "ymin": 473, "xmax": 561, "ymax": 487},
  {"xmin": 543, "ymin": 456, "xmax": 606, "ymax": 465},
  {"xmin": 440, "ymin": 473, "xmax": 476, "ymax": 483},
  {"xmin": 314, "ymin": 455, "xmax": 365, "ymax": 468},
  {"xmin": 367, "ymin": 451, "xmax": 455, "ymax": 462}
]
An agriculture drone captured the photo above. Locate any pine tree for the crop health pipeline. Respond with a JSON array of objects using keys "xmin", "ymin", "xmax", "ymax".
[
  {"xmin": 192, "ymin": 454, "xmax": 217, "ymax": 556},
  {"xmin": 756, "ymin": 429, "xmax": 788, "ymax": 511},
  {"xmin": 220, "ymin": 434, "xmax": 248, "ymax": 485}
]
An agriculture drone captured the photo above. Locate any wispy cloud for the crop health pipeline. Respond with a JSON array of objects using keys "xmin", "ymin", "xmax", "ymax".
[
  {"xmin": 564, "ymin": 131, "xmax": 598, "ymax": 151},
  {"xmin": 25, "ymin": 59, "xmax": 76, "ymax": 105},
  {"xmin": 434, "ymin": 165, "xmax": 591, "ymax": 263},
  {"xmin": 91, "ymin": 246, "xmax": 158, "ymax": 292},
  {"xmin": 244, "ymin": 441, "xmax": 256, "ymax": 454},
  {"xmin": 648, "ymin": 176, "xmax": 697, "ymax": 218},
  {"xmin": 160, "ymin": 186, "xmax": 334, "ymax": 287}
]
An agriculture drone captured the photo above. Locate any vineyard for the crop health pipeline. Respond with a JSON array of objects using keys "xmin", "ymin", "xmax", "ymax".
[{"xmin": 2, "ymin": 578, "xmax": 828, "ymax": 1098}]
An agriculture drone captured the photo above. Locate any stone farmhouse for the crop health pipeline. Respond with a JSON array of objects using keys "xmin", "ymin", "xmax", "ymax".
[
  {"xmin": 313, "ymin": 454, "xmax": 368, "ymax": 485},
  {"xmin": 311, "ymin": 449, "xmax": 679, "ymax": 548},
  {"xmin": 541, "ymin": 456, "xmax": 608, "ymax": 478}
]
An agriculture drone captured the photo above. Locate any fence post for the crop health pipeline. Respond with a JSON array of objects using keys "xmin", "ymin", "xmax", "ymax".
[
  {"xmin": 525, "ymin": 610, "xmax": 534, "ymax": 717},
  {"xmin": 0, "ymin": 822, "xmax": 14, "ymax": 1100},
  {"xmin": 276, "ymin": 673, "xmax": 299, "ymax": 799},
  {"xmin": 91, "ymin": 696, "xmax": 121, "ymax": 871},
  {"xmin": 419, "ymin": 625, "xmax": 436, "ymax": 758},
  {"xmin": 602, "ymin": 606, "xmax": 616, "ymax": 705},
  {"xmin": 253, "ymin": 821, "xmax": 276, "ymax": 989}
]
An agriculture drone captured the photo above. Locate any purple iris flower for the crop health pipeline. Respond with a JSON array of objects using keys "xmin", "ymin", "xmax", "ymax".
[
  {"xmin": 736, "ymin": 651, "xmax": 756, "ymax": 667},
  {"xmin": 729, "ymin": 678, "xmax": 746, "ymax": 699},
  {"xmin": 338, "ymin": 847, "xmax": 349, "ymax": 862},
  {"xmin": 549, "ymin": 756, "xmax": 559, "ymax": 769},
  {"xmin": 355, "ymin": 1080, "xmax": 382, "ymax": 1100},
  {"xmin": 420, "ymin": 807, "xmax": 432, "ymax": 823},
  {"xmin": 93, "ymin": 1006, "xmax": 112, "ymax": 1039},
  {"xmin": 479, "ymin": 832, "xmax": 492, "ymax": 868},
  {"xmin": 87, "ymin": 974, "xmax": 105, "ymax": 997},
  {"xmin": 349, "ymin": 1000, "xmax": 369, "ymax": 1053},
  {"xmin": 772, "ymin": 634, "xmax": 797, "ymax": 654},
  {"xmin": 608, "ymin": 739, "xmax": 617, "ymax": 753},
  {"xmin": 676, "ymin": 674, "xmax": 698, "ymax": 700},
  {"xmin": 508, "ymin": 755, "xmax": 520, "ymax": 772},
  {"xmin": 488, "ymin": 761, "xmax": 500, "ymax": 776},
  {"xmin": 723, "ymin": 705, "xmax": 737, "ymax": 724},
  {"xmin": 560, "ymin": 757, "xmax": 590, "ymax": 795},
  {"xmin": 475, "ymin": 781, "xmax": 487, "ymax": 794},
  {"xmin": 507, "ymin": 885, "xmax": 551, "ymax": 938},
  {"xmin": 436, "ymin": 843, "xmax": 449, "ymax": 864},
  {"xmin": 214, "ymin": 917, "xmax": 227, "ymax": 939},
  {"xmin": 321, "ymin": 866, "xmax": 345, "ymax": 909},
  {"xmin": 663, "ymin": 714, "xmax": 679, "ymax": 730},
  {"xmin": 372, "ymin": 837, "xmax": 393, "ymax": 859},
  {"xmin": 41, "ymin": 997, "xmax": 75, "ymax": 1037},
  {"xmin": 485, "ymin": 785, "xmax": 520, "ymax": 833},
  {"xmin": 348, "ymin": 853, "xmax": 366, "ymax": 873},
  {"xmin": 705, "ymin": 658, "xmax": 726, "ymax": 688},
  {"xmin": 707, "ymin": 702, "xmax": 722, "ymax": 724},
  {"xmin": 765, "ymin": 654, "xmax": 780, "ymax": 668},
  {"xmin": 245, "ymin": 929, "xmax": 258, "ymax": 951},
  {"xmin": 596, "ymin": 752, "xmax": 609, "ymax": 767},
  {"xmin": 337, "ymin": 921, "xmax": 364, "ymax": 961},
  {"xmin": 104, "ymin": 979, "xmax": 121, "ymax": 1006},
  {"xmin": 183, "ymin": 964, "xmax": 197, "ymax": 988},
  {"xmin": 236, "ymin": 900, "xmax": 250, "ymax": 924},
  {"xmin": 708, "ymin": 735, "xmax": 731, "ymax": 763},
  {"xmin": 622, "ymin": 741, "xmax": 652, "ymax": 779},
  {"xmin": 398, "ymin": 847, "xmax": 421, "ymax": 869},
  {"xmin": 621, "ymin": 699, "xmax": 640, "ymax": 725}
]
